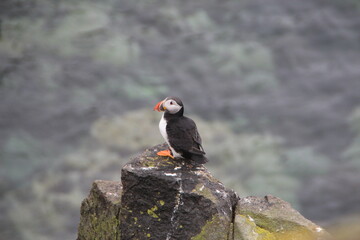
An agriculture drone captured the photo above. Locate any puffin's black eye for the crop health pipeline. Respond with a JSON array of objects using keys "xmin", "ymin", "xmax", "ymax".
[{"xmin": 170, "ymin": 101, "xmax": 173, "ymax": 105}]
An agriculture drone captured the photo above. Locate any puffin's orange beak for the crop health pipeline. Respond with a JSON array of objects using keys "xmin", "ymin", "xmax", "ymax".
[{"xmin": 153, "ymin": 100, "xmax": 165, "ymax": 112}]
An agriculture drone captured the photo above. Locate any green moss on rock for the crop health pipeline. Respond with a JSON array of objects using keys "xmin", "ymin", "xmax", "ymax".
[
  {"xmin": 234, "ymin": 196, "xmax": 331, "ymax": 240},
  {"xmin": 87, "ymin": 214, "xmax": 120, "ymax": 239},
  {"xmin": 191, "ymin": 214, "xmax": 230, "ymax": 240},
  {"xmin": 77, "ymin": 180, "xmax": 122, "ymax": 240},
  {"xmin": 234, "ymin": 214, "xmax": 275, "ymax": 240}
]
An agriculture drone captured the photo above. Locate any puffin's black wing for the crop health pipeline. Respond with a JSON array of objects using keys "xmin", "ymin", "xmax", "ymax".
[{"xmin": 166, "ymin": 116, "xmax": 207, "ymax": 162}]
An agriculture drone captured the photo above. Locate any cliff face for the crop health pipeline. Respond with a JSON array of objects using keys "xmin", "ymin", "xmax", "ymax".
[{"xmin": 77, "ymin": 144, "xmax": 331, "ymax": 240}]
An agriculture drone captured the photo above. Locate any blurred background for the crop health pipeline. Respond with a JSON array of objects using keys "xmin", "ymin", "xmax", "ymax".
[{"xmin": 1, "ymin": 0, "xmax": 360, "ymax": 239}]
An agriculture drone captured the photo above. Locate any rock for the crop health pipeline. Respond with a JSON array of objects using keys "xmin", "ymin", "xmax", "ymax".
[
  {"xmin": 77, "ymin": 144, "xmax": 331, "ymax": 240},
  {"xmin": 77, "ymin": 180, "xmax": 122, "ymax": 240},
  {"xmin": 120, "ymin": 143, "xmax": 238, "ymax": 240},
  {"xmin": 234, "ymin": 196, "xmax": 332, "ymax": 240}
]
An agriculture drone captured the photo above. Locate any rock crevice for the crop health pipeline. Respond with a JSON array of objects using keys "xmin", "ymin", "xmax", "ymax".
[{"xmin": 77, "ymin": 144, "xmax": 331, "ymax": 240}]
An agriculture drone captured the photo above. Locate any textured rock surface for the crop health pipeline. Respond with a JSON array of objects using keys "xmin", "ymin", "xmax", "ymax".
[
  {"xmin": 234, "ymin": 196, "xmax": 332, "ymax": 240},
  {"xmin": 120, "ymin": 143, "xmax": 238, "ymax": 240},
  {"xmin": 77, "ymin": 144, "xmax": 331, "ymax": 240},
  {"xmin": 77, "ymin": 180, "xmax": 122, "ymax": 240}
]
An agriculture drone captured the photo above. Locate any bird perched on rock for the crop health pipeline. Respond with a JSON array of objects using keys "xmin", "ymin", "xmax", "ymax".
[{"xmin": 153, "ymin": 96, "xmax": 208, "ymax": 164}]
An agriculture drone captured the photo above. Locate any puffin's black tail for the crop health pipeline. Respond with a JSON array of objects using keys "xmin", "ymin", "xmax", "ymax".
[{"xmin": 182, "ymin": 148, "xmax": 208, "ymax": 164}]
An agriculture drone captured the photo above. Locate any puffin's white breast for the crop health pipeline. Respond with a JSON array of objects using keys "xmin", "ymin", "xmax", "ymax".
[
  {"xmin": 159, "ymin": 114, "xmax": 168, "ymax": 144},
  {"xmin": 159, "ymin": 114, "xmax": 183, "ymax": 158}
]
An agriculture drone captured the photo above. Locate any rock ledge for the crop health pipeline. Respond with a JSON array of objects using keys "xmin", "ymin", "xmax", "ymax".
[{"xmin": 77, "ymin": 144, "xmax": 331, "ymax": 240}]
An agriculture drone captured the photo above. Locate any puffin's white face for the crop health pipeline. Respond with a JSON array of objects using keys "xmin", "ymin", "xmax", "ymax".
[{"xmin": 162, "ymin": 98, "xmax": 182, "ymax": 114}]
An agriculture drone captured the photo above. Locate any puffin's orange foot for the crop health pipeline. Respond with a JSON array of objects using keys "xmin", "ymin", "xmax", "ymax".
[{"xmin": 157, "ymin": 149, "xmax": 174, "ymax": 159}]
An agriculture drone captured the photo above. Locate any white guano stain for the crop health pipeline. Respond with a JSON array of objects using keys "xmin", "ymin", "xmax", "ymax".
[
  {"xmin": 166, "ymin": 175, "xmax": 183, "ymax": 240},
  {"xmin": 247, "ymin": 215, "xmax": 255, "ymax": 222},
  {"xmin": 164, "ymin": 173, "xmax": 178, "ymax": 177}
]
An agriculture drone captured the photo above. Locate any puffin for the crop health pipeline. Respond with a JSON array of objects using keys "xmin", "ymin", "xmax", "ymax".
[{"xmin": 153, "ymin": 96, "xmax": 208, "ymax": 164}]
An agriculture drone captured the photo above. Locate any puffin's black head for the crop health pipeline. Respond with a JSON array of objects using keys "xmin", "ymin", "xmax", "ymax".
[{"xmin": 153, "ymin": 96, "xmax": 183, "ymax": 115}]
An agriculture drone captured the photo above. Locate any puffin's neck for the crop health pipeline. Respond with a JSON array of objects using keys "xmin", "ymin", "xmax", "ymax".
[{"xmin": 164, "ymin": 107, "xmax": 184, "ymax": 120}]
